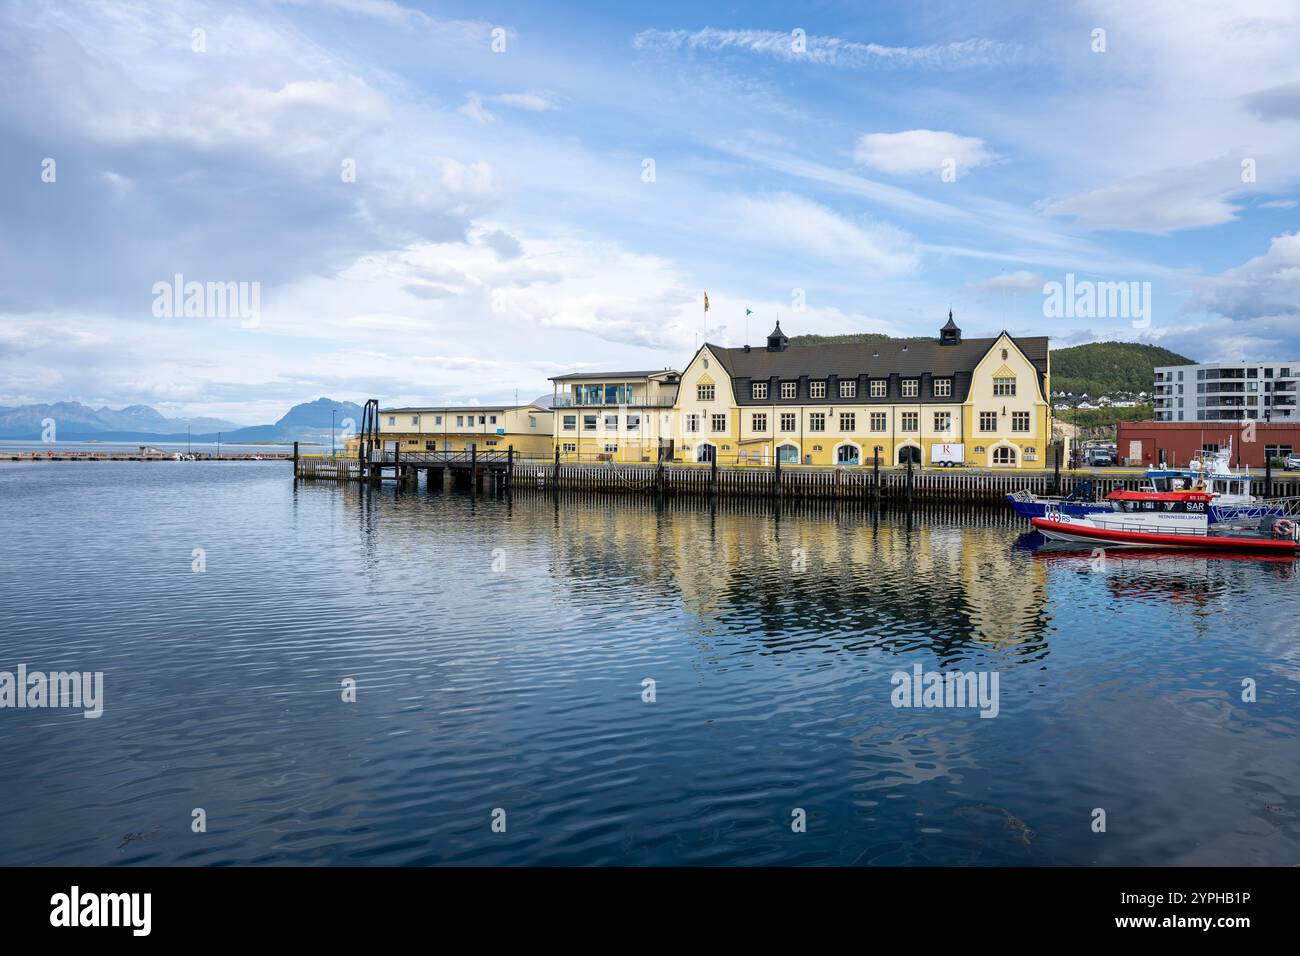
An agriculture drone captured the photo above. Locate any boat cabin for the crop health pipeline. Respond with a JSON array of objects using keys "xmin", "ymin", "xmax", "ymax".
[{"xmin": 1106, "ymin": 490, "xmax": 1214, "ymax": 514}]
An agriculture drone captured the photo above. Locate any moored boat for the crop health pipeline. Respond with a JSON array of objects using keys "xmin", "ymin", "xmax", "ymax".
[{"xmin": 1030, "ymin": 489, "xmax": 1300, "ymax": 554}]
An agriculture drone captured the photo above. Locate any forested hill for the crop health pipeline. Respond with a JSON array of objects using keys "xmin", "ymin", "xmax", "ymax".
[{"xmin": 1050, "ymin": 342, "xmax": 1195, "ymax": 395}]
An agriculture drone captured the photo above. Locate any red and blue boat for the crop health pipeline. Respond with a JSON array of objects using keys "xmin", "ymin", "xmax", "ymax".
[{"xmin": 1030, "ymin": 489, "xmax": 1300, "ymax": 554}]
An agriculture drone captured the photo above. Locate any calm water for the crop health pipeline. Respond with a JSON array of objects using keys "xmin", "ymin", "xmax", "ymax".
[{"xmin": 1, "ymin": 461, "xmax": 1298, "ymax": 866}]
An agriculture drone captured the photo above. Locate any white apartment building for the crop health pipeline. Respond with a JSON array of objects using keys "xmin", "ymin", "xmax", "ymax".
[{"xmin": 1153, "ymin": 361, "xmax": 1299, "ymax": 422}]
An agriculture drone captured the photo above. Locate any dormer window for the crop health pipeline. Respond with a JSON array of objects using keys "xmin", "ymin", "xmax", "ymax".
[
  {"xmin": 810, "ymin": 381, "xmax": 826, "ymax": 398},
  {"xmin": 901, "ymin": 379, "xmax": 919, "ymax": 398},
  {"xmin": 751, "ymin": 382, "xmax": 768, "ymax": 400}
]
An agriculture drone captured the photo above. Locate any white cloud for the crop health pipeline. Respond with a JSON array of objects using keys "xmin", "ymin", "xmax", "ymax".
[
  {"xmin": 1041, "ymin": 158, "xmax": 1247, "ymax": 233},
  {"xmin": 632, "ymin": 28, "xmax": 1021, "ymax": 69},
  {"xmin": 966, "ymin": 270, "xmax": 1045, "ymax": 294},
  {"xmin": 1259, "ymin": 199, "xmax": 1297, "ymax": 209},
  {"xmin": 854, "ymin": 130, "xmax": 997, "ymax": 178},
  {"xmin": 1187, "ymin": 231, "xmax": 1300, "ymax": 321}
]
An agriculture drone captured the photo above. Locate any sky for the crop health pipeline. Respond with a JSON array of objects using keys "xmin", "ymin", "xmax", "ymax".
[{"xmin": 2, "ymin": 0, "xmax": 1299, "ymax": 425}]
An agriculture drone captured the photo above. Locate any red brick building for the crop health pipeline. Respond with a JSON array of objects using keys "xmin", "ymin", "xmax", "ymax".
[{"xmin": 1116, "ymin": 420, "xmax": 1300, "ymax": 468}]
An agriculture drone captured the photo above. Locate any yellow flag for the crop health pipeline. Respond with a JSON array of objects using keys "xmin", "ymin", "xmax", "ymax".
[{"xmin": 703, "ymin": 291, "xmax": 710, "ymax": 312}]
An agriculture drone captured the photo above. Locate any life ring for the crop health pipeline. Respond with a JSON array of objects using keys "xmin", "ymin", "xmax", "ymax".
[{"xmin": 1273, "ymin": 519, "xmax": 1295, "ymax": 539}]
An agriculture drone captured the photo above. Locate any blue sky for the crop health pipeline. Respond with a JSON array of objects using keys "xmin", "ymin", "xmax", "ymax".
[{"xmin": 2, "ymin": 0, "xmax": 1298, "ymax": 423}]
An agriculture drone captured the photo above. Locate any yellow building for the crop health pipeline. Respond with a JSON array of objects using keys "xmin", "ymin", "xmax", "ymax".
[
  {"xmin": 375, "ymin": 403, "xmax": 555, "ymax": 458},
  {"xmin": 550, "ymin": 370, "xmax": 681, "ymax": 462},
  {"xmin": 671, "ymin": 314, "xmax": 1051, "ymax": 469}
]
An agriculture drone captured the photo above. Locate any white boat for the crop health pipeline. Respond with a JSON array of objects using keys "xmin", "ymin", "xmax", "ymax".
[{"xmin": 1031, "ymin": 489, "xmax": 1300, "ymax": 554}]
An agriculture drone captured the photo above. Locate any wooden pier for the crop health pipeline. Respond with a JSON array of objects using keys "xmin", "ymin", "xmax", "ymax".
[{"xmin": 292, "ymin": 444, "xmax": 1300, "ymax": 506}]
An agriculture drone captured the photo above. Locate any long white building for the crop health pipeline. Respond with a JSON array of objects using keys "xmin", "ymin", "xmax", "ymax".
[{"xmin": 1153, "ymin": 361, "xmax": 1299, "ymax": 422}]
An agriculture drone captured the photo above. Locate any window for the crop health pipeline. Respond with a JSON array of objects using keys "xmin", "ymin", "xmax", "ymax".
[
  {"xmin": 562, "ymin": 442, "xmax": 577, "ymax": 453},
  {"xmin": 781, "ymin": 381, "xmax": 797, "ymax": 399},
  {"xmin": 933, "ymin": 378, "xmax": 952, "ymax": 397},
  {"xmin": 901, "ymin": 412, "xmax": 918, "ymax": 431},
  {"xmin": 901, "ymin": 379, "xmax": 918, "ymax": 398},
  {"xmin": 411, "ymin": 415, "xmax": 419, "ymax": 426},
  {"xmin": 870, "ymin": 412, "xmax": 887, "ymax": 431},
  {"xmin": 528, "ymin": 415, "xmax": 537, "ymax": 428},
  {"xmin": 426, "ymin": 441, "xmax": 437, "ymax": 450},
  {"xmin": 993, "ymin": 446, "xmax": 1017, "ymax": 466},
  {"xmin": 478, "ymin": 416, "xmax": 486, "ymax": 425},
  {"xmin": 583, "ymin": 415, "xmax": 597, "ymax": 431},
  {"xmin": 752, "ymin": 383, "xmax": 768, "ymax": 400},
  {"xmin": 993, "ymin": 377, "xmax": 1017, "ymax": 396},
  {"xmin": 839, "ymin": 413, "xmax": 855, "ymax": 432},
  {"xmin": 980, "ymin": 412, "xmax": 998, "ymax": 431},
  {"xmin": 627, "ymin": 415, "xmax": 641, "ymax": 430},
  {"xmin": 435, "ymin": 415, "xmax": 443, "ymax": 425},
  {"xmin": 485, "ymin": 439, "xmax": 498, "ymax": 447},
  {"xmin": 387, "ymin": 416, "xmax": 395, "ymax": 426},
  {"xmin": 809, "ymin": 413, "xmax": 826, "ymax": 432},
  {"xmin": 836, "ymin": 445, "xmax": 860, "ymax": 465},
  {"xmin": 686, "ymin": 414, "xmax": 700, "ymax": 432},
  {"xmin": 810, "ymin": 381, "xmax": 827, "ymax": 398},
  {"xmin": 456, "ymin": 416, "xmax": 464, "ymax": 426},
  {"xmin": 1012, "ymin": 411, "xmax": 1030, "ymax": 432},
  {"xmin": 933, "ymin": 412, "xmax": 951, "ymax": 433},
  {"xmin": 697, "ymin": 384, "xmax": 715, "ymax": 401},
  {"xmin": 603, "ymin": 443, "xmax": 618, "ymax": 454},
  {"xmin": 870, "ymin": 380, "xmax": 886, "ymax": 398},
  {"xmin": 780, "ymin": 413, "xmax": 797, "ymax": 432},
  {"xmin": 563, "ymin": 415, "xmax": 577, "ymax": 431},
  {"xmin": 711, "ymin": 414, "xmax": 726, "ymax": 432},
  {"xmin": 752, "ymin": 413, "xmax": 768, "ymax": 432},
  {"xmin": 778, "ymin": 444, "xmax": 800, "ymax": 463},
  {"xmin": 840, "ymin": 380, "xmax": 857, "ymax": 398},
  {"xmin": 489, "ymin": 415, "xmax": 497, "ymax": 424},
  {"xmin": 1266, "ymin": 444, "xmax": 1294, "ymax": 459},
  {"xmin": 604, "ymin": 415, "xmax": 618, "ymax": 428}
]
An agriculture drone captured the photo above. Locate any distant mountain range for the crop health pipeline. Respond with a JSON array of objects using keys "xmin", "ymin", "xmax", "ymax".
[{"xmin": 0, "ymin": 398, "xmax": 366, "ymax": 443}]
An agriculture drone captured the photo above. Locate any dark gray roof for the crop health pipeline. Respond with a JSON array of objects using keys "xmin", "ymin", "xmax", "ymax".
[
  {"xmin": 707, "ymin": 334, "xmax": 1049, "ymax": 405},
  {"xmin": 380, "ymin": 403, "xmax": 550, "ymax": 414},
  {"xmin": 548, "ymin": 370, "xmax": 678, "ymax": 381}
]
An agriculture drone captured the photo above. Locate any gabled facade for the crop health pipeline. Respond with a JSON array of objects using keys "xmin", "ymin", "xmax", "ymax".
[
  {"xmin": 550, "ymin": 369, "xmax": 680, "ymax": 462},
  {"xmin": 670, "ymin": 316, "xmax": 1051, "ymax": 468}
]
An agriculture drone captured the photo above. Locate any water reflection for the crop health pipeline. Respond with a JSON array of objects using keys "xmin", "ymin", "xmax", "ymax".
[{"xmin": 0, "ymin": 466, "xmax": 1296, "ymax": 866}]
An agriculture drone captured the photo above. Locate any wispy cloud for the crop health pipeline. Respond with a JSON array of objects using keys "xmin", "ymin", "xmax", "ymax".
[{"xmin": 632, "ymin": 28, "xmax": 1022, "ymax": 69}]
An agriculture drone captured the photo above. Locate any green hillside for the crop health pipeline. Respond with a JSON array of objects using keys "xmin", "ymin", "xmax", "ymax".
[{"xmin": 1050, "ymin": 342, "xmax": 1195, "ymax": 396}]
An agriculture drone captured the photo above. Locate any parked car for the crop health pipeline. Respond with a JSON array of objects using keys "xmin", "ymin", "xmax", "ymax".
[
  {"xmin": 1084, "ymin": 449, "xmax": 1114, "ymax": 467},
  {"xmin": 1285, "ymin": 453, "xmax": 1300, "ymax": 471}
]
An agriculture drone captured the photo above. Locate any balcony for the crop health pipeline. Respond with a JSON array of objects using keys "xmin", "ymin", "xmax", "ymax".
[{"xmin": 554, "ymin": 396, "xmax": 676, "ymax": 408}]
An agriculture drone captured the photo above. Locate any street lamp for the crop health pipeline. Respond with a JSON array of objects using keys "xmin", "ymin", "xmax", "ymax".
[{"xmin": 332, "ymin": 409, "xmax": 336, "ymax": 457}]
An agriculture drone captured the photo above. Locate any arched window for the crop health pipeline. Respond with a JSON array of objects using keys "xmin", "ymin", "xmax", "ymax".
[
  {"xmin": 696, "ymin": 443, "xmax": 716, "ymax": 463},
  {"xmin": 836, "ymin": 444, "xmax": 860, "ymax": 466},
  {"xmin": 993, "ymin": 445, "xmax": 1017, "ymax": 466},
  {"xmin": 897, "ymin": 445, "xmax": 921, "ymax": 465},
  {"xmin": 777, "ymin": 444, "xmax": 800, "ymax": 463}
]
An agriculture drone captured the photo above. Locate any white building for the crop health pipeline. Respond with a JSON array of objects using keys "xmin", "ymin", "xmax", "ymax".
[{"xmin": 1154, "ymin": 361, "xmax": 1300, "ymax": 422}]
